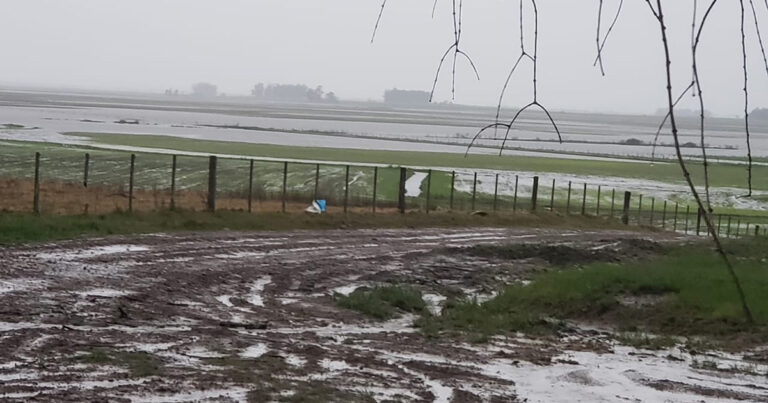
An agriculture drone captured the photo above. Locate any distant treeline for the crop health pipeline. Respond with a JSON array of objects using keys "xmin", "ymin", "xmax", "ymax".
[{"xmin": 251, "ymin": 83, "xmax": 338, "ymax": 103}]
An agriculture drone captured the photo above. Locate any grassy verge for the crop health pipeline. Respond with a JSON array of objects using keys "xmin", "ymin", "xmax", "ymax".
[
  {"xmin": 0, "ymin": 209, "xmax": 632, "ymax": 245},
  {"xmin": 77, "ymin": 348, "xmax": 162, "ymax": 377},
  {"xmin": 72, "ymin": 132, "xmax": 768, "ymax": 191},
  {"xmin": 335, "ymin": 285, "xmax": 427, "ymax": 319},
  {"xmin": 416, "ymin": 239, "xmax": 768, "ymax": 347}
]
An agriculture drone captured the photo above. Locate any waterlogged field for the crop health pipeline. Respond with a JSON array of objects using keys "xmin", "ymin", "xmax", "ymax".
[
  {"xmin": 3, "ymin": 134, "xmax": 768, "ymax": 220},
  {"xmin": 1, "ymin": 228, "xmax": 766, "ymax": 401},
  {"xmin": 1, "ymin": 88, "xmax": 768, "ymax": 160}
]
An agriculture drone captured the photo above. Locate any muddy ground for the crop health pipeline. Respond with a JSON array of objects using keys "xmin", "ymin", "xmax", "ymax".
[{"xmin": 0, "ymin": 227, "xmax": 766, "ymax": 402}]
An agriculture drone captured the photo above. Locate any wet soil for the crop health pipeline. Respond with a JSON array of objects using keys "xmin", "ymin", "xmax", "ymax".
[{"xmin": 0, "ymin": 227, "xmax": 765, "ymax": 402}]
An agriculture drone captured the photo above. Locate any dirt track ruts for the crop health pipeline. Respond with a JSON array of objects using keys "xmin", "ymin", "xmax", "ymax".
[{"xmin": 2, "ymin": 227, "xmax": 766, "ymax": 402}]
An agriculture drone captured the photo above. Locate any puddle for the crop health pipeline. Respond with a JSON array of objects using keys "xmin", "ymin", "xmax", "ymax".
[
  {"xmin": 240, "ymin": 343, "xmax": 269, "ymax": 359},
  {"xmin": 75, "ymin": 288, "xmax": 132, "ymax": 298},
  {"xmin": 37, "ymin": 245, "xmax": 149, "ymax": 261},
  {"xmin": 247, "ymin": 276, "xmax": 272, "ymax": 307}
]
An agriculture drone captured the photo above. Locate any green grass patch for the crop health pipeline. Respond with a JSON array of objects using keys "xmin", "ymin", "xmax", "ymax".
[
  {"xmin": 77, "ymin": 348, "xmax": 162, "ymax": 377},
  {"xmin": 336, "ymin": 285, "xmax": 428, "ymax": 319},
  {"xmin": 420, "ymin": 239, "xmax": 768, "ymax": 345}
]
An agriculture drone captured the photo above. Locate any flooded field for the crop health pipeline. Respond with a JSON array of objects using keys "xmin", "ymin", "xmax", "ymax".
[
  {"xmin": 2, "ymin": 89, "xmax": 768, "ymax": 160},
  {"xmin": 2, "ymin": 227, "xmax": 766, "ymax": 402}
]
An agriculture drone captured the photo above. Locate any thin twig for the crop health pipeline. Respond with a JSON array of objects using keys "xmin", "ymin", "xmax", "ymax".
[
  {"xmin": 651, "ymin": 82, "xmax": 695, "ymax": 161},
  {"xmin": 429, "ymin": 0, "xmax": 479, "ymax": 102},
  {"xmin": 498, "ymin": 102, "xmax": 563, "ymax": 156},
  {"xmin": 596, "ymin": 0, "xmax": 605, "ymax": 75},
  {"xmin": 371, "ymin": 0, "xmax": 388, "ymax": 44},
  {"xmin": 693, "ymin": 0, "xmax": 720, "ymax": 212},
  {"xmin": 594, "ymin": 0, "xmax": 625, "ymax": 69},
  {"xmin": 739, "ymin": 0, "xmax": 754, "ymax": 196}
]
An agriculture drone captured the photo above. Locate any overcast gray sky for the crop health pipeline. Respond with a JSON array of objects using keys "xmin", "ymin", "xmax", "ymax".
[{"xmin": 1, "ymin": 0, "xmax": 767, "ymax": 116}]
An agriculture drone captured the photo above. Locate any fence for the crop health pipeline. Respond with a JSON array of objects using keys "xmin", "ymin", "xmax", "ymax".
[{"xmin": 2, "ymin": 148, "xmax": 767, "ymax": 238}]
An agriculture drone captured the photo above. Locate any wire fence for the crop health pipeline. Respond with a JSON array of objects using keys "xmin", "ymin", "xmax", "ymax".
[{"xmin": 2, "ymin": 148, "xmax": 767, "ymax": 238}]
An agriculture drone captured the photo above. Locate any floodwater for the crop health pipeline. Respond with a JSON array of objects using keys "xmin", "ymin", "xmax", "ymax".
[{"xmin": 1, "ymin": 88, "xmax": 767, "ymax": 160}]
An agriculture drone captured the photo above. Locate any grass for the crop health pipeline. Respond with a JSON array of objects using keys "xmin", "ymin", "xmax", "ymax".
[
  {"xmin": 77, "ymin": 348, "xmax": 162, "ymax": 377},
  {"xmin": 416, "ymin": 239, "xmax": 768, "ymax": 346},
  {"xmin": 0, "ymin": 208, "xmax": 632, "ymax": 245},
  {"xmin": 72, "ymin": 132, "xmax": 768, "ymax": 191},
  {"xmin": 335, "ymin": 285, "xmax": 428, "ymax": 319}
]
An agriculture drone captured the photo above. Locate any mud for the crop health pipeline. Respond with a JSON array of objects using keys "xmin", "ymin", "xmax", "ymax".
[{"xmin": 0, "ymin": 227, "xmax": 765, "ymax": 402}]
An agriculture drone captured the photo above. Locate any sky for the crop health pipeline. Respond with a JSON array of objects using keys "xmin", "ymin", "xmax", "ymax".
[{"xmin": 1, "ymin": 0, "xmax": 768, "ymax": 116}]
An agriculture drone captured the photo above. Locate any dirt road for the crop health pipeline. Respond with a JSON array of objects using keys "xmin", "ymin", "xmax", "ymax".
[{"xmin": 1, "ymin": 227, "xmax": 766, "ymax": 402}]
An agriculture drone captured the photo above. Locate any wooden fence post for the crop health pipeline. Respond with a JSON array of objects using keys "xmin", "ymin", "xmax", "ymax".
[
  {"xmin": 596, "ymin": 185, "xmax": 602, "ymax": 216},
  {"xmin": 736, "ymin": 219, "xmax": 741, "ymax": 237},
  {"xmin": 581, "ymin": 183, "xmax": 587, "ymax": 216},
  {"xmin": 637, "ymin": 194, "xmax": 643, "ymax": 223},
  {"xmin": 549, "ymin": 178, "xmax": 556, "ymax": 211},
  {"xmin": 662, "ymin": 200, "xmax": 667, "ymax": 229},
  {"xmin": 344, "ymin": 165, "xmax": 350, "ymax": 214},
  {"xmin": 33, "ymin": 152, "xmax": 41, "ymax": 214},
  {"xmin": 247, "ymin": 159, "xmax": 254, "ymax": 213},
  {"xmin": 449, "ymin": 171, "xmax": 455, "ymax": 210},
  {"xmin": 206, "ymin": 156, "xmax": 217, "ymax": 212},
  {"xmin": 513, "ymin": 175, "xmax": 519, "ymax": 212},
  {"xmin": 281, "ymin": 161, "xmax": 288, "ymax": 213},
  {"xmin": 673, "ymin": 202, "xmax": 679, "ymax": 231},
  {"xmin": 726, "ymin": 215, "xmax": 732, "ymax": 238},
  {"xmin": 471, "ymin": 172, "xmax": 478, "ymax": 211},
  {"xmin": 494, "ymin": 174, "xmax": 500, "ymax": 212},
  {"xmin": 755, "ymin": 225, "xmax": 760, "ymax": 237},
  {"xmin": 696, "ymin": 207, "xmax": 703, "ymax": 236},
  {"xmin": 610, "ymin": 188, "xmax": 616, "ymax": 217},
  {"xmin": 684, "ymin": 206, "xmax": 690, "ymax": 234},
  {"xmin": 129, "ymin": 154, "xmax": 136, "ymax": 213},
  {"xmin": 716, "ymin": 214, "xmax": 722, "ymax": 235},
  {"xmin": 398, "ymin": 167, "xmax": 407, "ymax": 214},
  {"xmin": 425, "ymin": 169, "xmax": 432, "ymax": 214},
  {"xmin": 372, "ymin": 166, "xmax": 378, "ymax": 214},
  {"xmin": 566, "ymin": 181, "xmax": 572, "ymax": 214},
  {"xmin": 314, "ymin": 163, "xmax": 320, "ymax": 201},
  {"xmin": 650, "ymin": 198, "xmax": 655, "ymax": 226},
  {"xmin": 621, "ymin": 191, "xmax": 631, "ymax": 225},
  {"xmin": 531, "ymin": 176, "xmax": 539, "ymax": 211},
  {"xmin": 83, "ymin": 153, "xmax": 90, "ymax": 188},
  {"xmin": 170, "ymin": 155, "xmax": 177, "ymax": 210}
]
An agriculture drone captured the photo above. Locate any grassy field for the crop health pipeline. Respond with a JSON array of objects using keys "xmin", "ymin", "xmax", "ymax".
[
  {"xmin": 3, "ymin": 137, "xmax": 768, "ymax": 224},
  {"xmin": 335, "ymin": 240, "xmax": 768, "ymax": 348},
  {"xmin": 71, "ymin": 132, "xmax": 768, "ymax": 191},
  {"xmin": 424, "ymin": 240, "xmax": 768, "ymax": 345}
]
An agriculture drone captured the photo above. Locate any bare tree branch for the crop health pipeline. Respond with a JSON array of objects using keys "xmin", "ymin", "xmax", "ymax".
[
  {"xmin": 739, "ymin": 0, "xmax": 754, "ymax": 196},
  {"xmin": 648, "ymin": 0, "xmax": 753, "ymax": 324},
  {"xmin": 429, "ymin": 0, "xmax": 480, "ymax": 102},
  {"xmin": 473, "ymin": 0, "xmax": 561, "ymax": 154},
  {"xmin": 594, "ymin": 0, "xmax": 625, "ymax": 70},
  {"xmin": 596, "ymin": 0, "xmax": 606, "ymax": 75},
  {"xmin": 693, "ymin": 0, "xmax": 721, "ymax": 212},
  {"xmin": 371, "ymin": 0, "xmax": 388, "ymax": 44}
]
